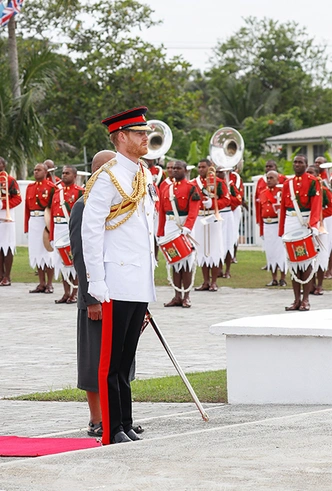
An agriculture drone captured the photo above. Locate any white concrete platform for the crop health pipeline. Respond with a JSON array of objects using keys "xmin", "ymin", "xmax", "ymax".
[{"xmin": 210, "ymin": 310, "xmax": 332, "ymax": 404}]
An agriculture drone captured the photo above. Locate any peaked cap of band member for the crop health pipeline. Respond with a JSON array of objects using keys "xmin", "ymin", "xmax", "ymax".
[{"xmin": 102, "ymin": 106, "xmax": 152, "ymax": 134}]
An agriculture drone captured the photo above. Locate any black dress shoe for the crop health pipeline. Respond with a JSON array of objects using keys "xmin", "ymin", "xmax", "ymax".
[
  {"xmin": 133, "ymin": 424, "xmax": 144, "ymax": 434},
  {"xmin": 126, "ymin": 429, "xmax": 141, "ymax": 441},
  {"xmin": 111, "ymin": 431, "xmax": 132, "ymax": 444}
]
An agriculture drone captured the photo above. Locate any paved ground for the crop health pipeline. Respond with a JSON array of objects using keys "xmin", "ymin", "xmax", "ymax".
[{"xmin": 0, "ymin": 282, "xmax": 332, "ymax": 490}]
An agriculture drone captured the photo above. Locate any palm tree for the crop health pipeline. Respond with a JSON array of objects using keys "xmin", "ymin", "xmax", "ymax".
[{"xmin": 1, "ymin": 2, "xmax": 63, "ymax": 177}]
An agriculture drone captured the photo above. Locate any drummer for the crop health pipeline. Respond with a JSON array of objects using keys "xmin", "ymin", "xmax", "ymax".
[
  {"xmin": 157, "ymin": 160, "xmax": 201, "ymax": 308},
  {"xmin": 192, "ymin": 159, "xmax": 230, "ymax": 292},
  {"xmin": 306, "ymin": 165, "xmax": 330, "ymax": 295},
  {"xmin": 25, "ymin": 163, "xmax": 57, "ymax": 293},
  {"xmin": 50, "ymin": 165, "xmax": 84, "ymax": 304},
  {"xmin": 279, "ymin": 154, "xmax": 321, "ymax": 311}
]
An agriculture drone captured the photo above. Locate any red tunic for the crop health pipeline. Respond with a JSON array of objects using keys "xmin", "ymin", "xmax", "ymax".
[
  {"xmin": 49, "ymin": 183, "xmax": 84, "ymax": 240},
  {"xmin": 24, "ymin": 179, "xmax": 57, "ymax": 233},
  {"xmin": 258, "ymin": 187, "xmax": 281, "ymax": 236},
  {"xmin": 192, "ymin": 176, "xmax": 231, "ymax": 211},
  {"xmin": 0, "ymin": 172, "xmax": 22, "ymax": 209},
  {"xmin": 322, "ymin": 184, "xmax": 332, "ymax": 219},
  {"xmin": 157, "ymin": 179, "xmax": 201, "ymax": 236},
  {"xmin": 228, "ymin": 178, "xmax": 242, "ymax": 211},
  {"xmin": 47, "ymin": 175, "xmax": 62, "ymax": 185},
  {"xmin": 149, "ymin": 165, "xmax": 166, "ymax": 186},
  {"xmin": 159, "ymin": 177, "xmax": 173, "ymax": 196},
  {"xmin": 255, "ymin": 173, "xmax": 286, "ymax": 223},
  {"xmin": 278, "ymin": 173, "xmax": 321, "ymax": 236}
]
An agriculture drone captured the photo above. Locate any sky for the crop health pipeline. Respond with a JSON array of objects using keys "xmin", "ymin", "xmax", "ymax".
[{"xmin": 135, "ymin": 0, "xmax": 332, "ymax": 72}]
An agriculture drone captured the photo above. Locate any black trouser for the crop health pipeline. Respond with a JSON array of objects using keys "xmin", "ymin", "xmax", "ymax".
[{"xmin": 99, "ymin": 300, "xmax": 147, "ymax": 445}]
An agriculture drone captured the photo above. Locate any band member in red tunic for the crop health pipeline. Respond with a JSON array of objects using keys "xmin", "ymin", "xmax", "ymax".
[
  {"xmin": 0, "ymin": 157, "xmax": 22, "ymax": 286},
  {"xmin": 279, "ymin": 155, "xmax": 321, "ymax": 311},
  {"xmin": 230, "ymin": 168, "xmax": 244, "ymax": 264},
  {"xmin": 143, "ymin": 158, "xmax": 167, "ymax": 187},
  {"xmin": 192, "ymin": 159, "xmax": 231, "ymax": 292},
  {"xmin": 50, "ymin": 166, "xmax": 84, "ymax": 304},
  {"xmin": 159, "ymin": 160, "xmax": 174, "ymax": 195},
  {"xmin": 255, "ymin": 160, "xmax": 287, "ymax": 223},
  {"xmin": 44, "ymin": 159, "xmax": 62, "ymax": 185},
  {"xmin": 215, "ymin": 167, "xmax": 242, "ymax": 278},
  {"xmin": 158, "ymin": 160, "xmax": 200, "ymax": 308},
  {"xmin": 257, "ymin": 171, "xmax": 287, "ymax": 286},
  {"xmin": 306, "ymin": 165, "xmax": 330, "ymax": 295},
  {"xmin": 25, "ymin": 163, "xmax": 57, "ymax": 293}
]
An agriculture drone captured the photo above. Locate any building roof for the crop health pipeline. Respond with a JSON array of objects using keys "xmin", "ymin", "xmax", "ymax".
[{"xmin": 266, "ymin": 122, "xmax": 332, "ymax": 144}]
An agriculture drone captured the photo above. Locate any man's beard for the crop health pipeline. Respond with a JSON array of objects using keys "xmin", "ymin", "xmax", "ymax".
[{"xmin": 126, "ymin": 136, "xmax": 148, "ymax": 159}]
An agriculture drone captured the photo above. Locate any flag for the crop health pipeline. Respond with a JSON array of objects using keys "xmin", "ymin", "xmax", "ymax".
[{"xmin": 0, "ymin": 0, "xmax": 24, "ymax": 28}]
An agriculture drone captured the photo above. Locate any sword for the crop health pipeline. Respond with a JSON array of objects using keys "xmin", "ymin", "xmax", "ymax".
[{"xmin": 142, "ymin": 309, "xmax": 209, "ymax": 422}]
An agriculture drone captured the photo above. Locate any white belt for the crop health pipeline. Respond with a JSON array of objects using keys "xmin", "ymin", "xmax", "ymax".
[
  {"xmin": 263, "ymin": 217, "xmax": 278, "ymax": 224},
  {"xmin": 30, "ymin": 210, "xmax": 45, "ymax": 217},
  {"xmin": 53, "ymin": 217, "xmax": 67, "ymax": 224},
  {"xmin": 286, "ymin": 210, "xmax": 310, "ymax": 217},
  {"xmin": 166, "ymin": 214, "xmax": 188, "ymax": 221},
  {"xmin": 220, "ymin": 207, "xmax": 231, "ymax": 213},
  {"xmin": 198, "ymin": 210, "xmax": 215, "ymax": 216}
]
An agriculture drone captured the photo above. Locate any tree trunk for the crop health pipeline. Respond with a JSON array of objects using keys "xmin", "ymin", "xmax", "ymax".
[
  {"xmin": 8, "ymin": 16, "xmax": 21, "ymax": 100},
  {"xmin": 8, "ymin": 15, "xmax": 26, "ymax": 178}
]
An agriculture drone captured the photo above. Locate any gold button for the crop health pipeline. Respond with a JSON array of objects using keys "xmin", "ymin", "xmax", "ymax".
[{"xmin": 120, "ymin": 261, "xmax": 124, "ymax": 266}]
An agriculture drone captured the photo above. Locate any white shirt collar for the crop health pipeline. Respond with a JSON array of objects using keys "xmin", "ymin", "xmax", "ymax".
[{"xmin": 116, "ymin": 152, "xmax": 139, "ymax": 174}]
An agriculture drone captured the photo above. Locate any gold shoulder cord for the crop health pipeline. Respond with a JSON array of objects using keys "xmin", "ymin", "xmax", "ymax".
[{"xmin": 83, "ymin": 158, "xmax": 147, "ymax": 230}]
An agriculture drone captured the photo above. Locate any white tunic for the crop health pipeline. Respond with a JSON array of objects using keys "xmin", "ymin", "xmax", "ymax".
[
  {"xmin": 82, "ymin": 152, "xmax": 156, "ymax": 303},
  {"xmin": 263, "ymin": 222, "xmax": 288, "ymax": 273},
  {"xmin": 192, "ymin": 212, "xmax": 224, "ymax": 267},
  {"xmin": 53, "ymin": 223, "xmax": 77, "ymax": 281},
  {"xmin": 0, "ymin": 208, "xmax": 16, "ymax": 254},
  {"xmin": 27, "ymin": 216, "xmax": 54, "ymax": 269}
]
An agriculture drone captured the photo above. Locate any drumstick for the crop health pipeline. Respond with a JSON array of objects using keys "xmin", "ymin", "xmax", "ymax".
[{"xmin": 145, "ymin": 309, "xmax": 209, "ymax": 422}]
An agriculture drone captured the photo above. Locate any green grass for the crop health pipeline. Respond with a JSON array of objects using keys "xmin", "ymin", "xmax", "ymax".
[
  {"xmin": 8, "ymin": 370, "xmax": 227, "ymax": 404},
  {"xmin": 13, "ymin": 246, "xmax": 325, "ymax": 289}
]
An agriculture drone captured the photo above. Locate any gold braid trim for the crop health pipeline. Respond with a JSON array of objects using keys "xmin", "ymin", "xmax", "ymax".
[{"xmin": 83, "ymin": 158, "xmax": 147, "ymax": 231}]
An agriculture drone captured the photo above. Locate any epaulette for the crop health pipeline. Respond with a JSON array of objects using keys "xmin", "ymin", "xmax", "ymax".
[
  {"xmin": 84, "ymin": 158, "xmax": 117, "ymax": 204},
  {"xmin": 322, "ymin": 188, "xmax": 329, "ymax": 208},
  {"xmin": 230, "ymin": 184, "xmax": 236, "ymax": 197},
  {"xmin": 189, "ymin": 186, "xmax": 200, "ymax": 201},
  {"xmin": 308, "ymin": 178, "xmax": 318, "ymax": 197},
  {"xmin": 217, "ymin": 181, "xmax": 222, "ymax": 197}
]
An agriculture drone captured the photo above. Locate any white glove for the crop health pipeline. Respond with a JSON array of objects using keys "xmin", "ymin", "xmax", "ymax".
[
  {"xmin": 311, "ymin": 227, "xmax": 319, "ymax": 237},
  {"xmin": 88, "ymin": 280, "xmax": 110, "ymax": 303},
  {"xmin": 0, "ymin": 200, "xmax": 3, "ymax": 210},
  {"xmin": 182, "ymin": 227, "xmax": 191, "ymax": 236},
  {"xmin": 202, "ymin": 197, "xmax": 213, "ymax": 209}
]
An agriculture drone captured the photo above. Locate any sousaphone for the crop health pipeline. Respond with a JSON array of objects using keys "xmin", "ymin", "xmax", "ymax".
[
  {"xmin": 143, "ymin": 120, "xmax": 173, "ymax": 185},
  {"xmin": 209, "ymin": 127, "xmax": 244, "ymax": 173}
]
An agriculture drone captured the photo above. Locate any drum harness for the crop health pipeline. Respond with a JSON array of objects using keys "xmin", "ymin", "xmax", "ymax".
[
  {"xmin": 287, "ymin": 179, "xmax": 317, "ymax": 285},
  {"xmin": 166, "ymin": 183, "xmax": 198, "ymax": 294}
]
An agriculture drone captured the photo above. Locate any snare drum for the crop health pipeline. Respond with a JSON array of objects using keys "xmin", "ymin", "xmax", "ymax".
[
  {"xmin": 282, "ymin": 228, "xmax": 317, "ymax": 263},
  {"xmin": 55, "ymin": 234, "xmax": 73, "ymax": 267},
  {"xmin": 158, "ymin": 231, "xmax": 194, "ymax": 264}
]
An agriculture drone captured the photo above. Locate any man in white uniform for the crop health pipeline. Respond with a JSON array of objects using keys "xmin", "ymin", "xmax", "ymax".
[{"xmin": 82, "ymin": 106, "xmax": 156, "ymax": 446}]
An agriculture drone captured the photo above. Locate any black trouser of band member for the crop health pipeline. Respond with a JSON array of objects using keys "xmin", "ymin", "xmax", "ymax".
[{"xmin": 99, "ymin": 300, "xmax": 147, "ymax": 445}]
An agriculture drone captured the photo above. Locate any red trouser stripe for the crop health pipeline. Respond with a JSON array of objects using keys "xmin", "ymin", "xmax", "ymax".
[{"xmin": 99, "ymin": 301, "xmax": 113, "ymax": 445}]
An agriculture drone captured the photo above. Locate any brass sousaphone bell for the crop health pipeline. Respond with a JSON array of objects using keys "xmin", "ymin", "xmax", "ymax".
[
  {"xmin": 209, "ymin": 127, "xmax": 244, "ymax": 172},
  {"xmin": 143, "ymin": 120, "xmax": 173, "ymax": 161}
]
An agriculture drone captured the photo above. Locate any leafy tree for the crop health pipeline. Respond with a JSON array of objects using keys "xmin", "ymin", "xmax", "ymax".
[
  {"xmin": 0, "ymin": 35, "xmax": 61, "ymax": 177},
  {"xmin": 207, "ymin": 17, "xmax": 332, "ymax": 127},
  {"xmin": 18, "ymin": 0, "xmax": 201, "ymax": 167}
]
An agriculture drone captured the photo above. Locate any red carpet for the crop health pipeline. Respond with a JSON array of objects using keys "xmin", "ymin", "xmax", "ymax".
[{"xmin": 0, "ymin": 436, "xmax": 101, "ymax": 457}]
